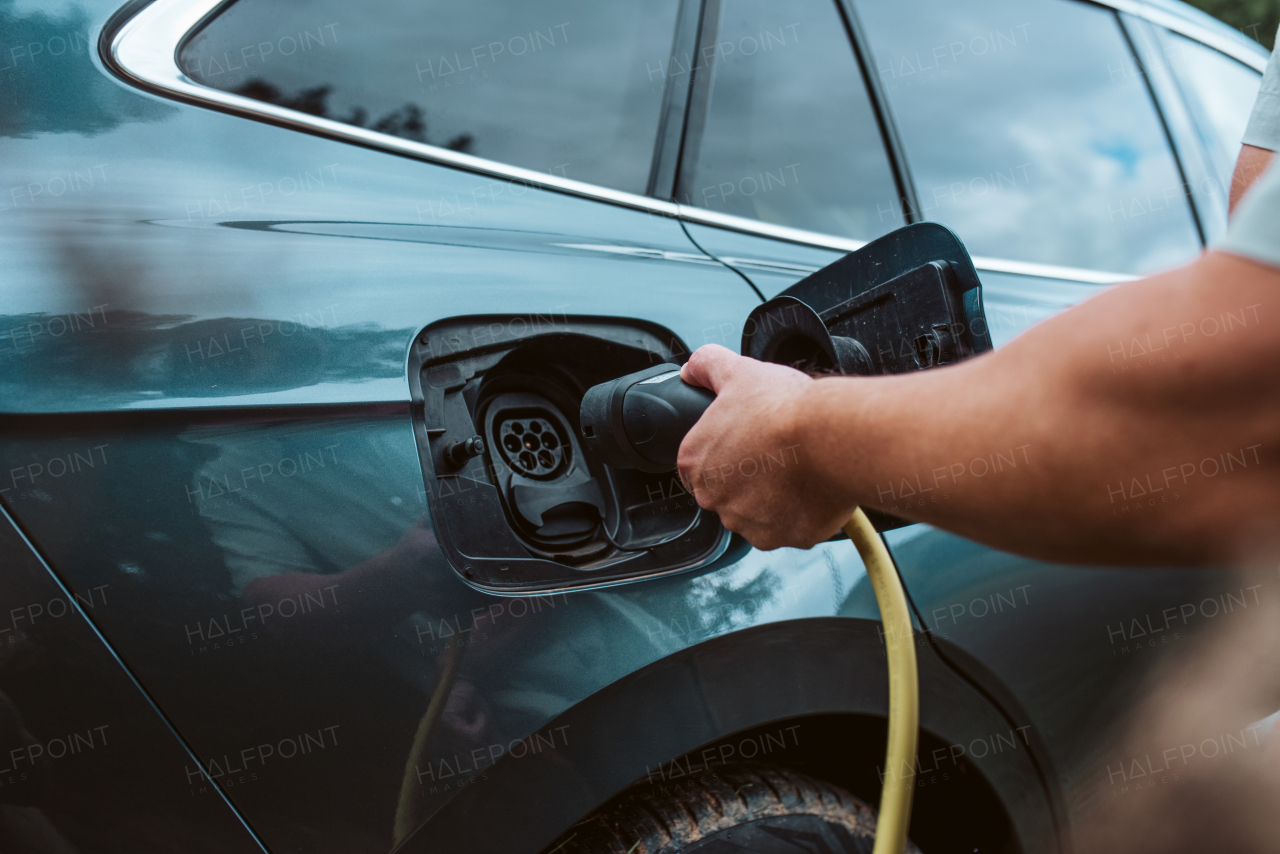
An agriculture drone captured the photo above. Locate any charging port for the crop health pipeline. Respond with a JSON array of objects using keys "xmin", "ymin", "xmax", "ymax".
[
  {"xmin": 409, "ymin": 317, "xmax": 729, "ymax": 593},
  {"xmin": 493, "ymin": 407, "xmax": 568, "ymax": 480},
  {"xmin": 481, "ymin": 390, "xmax": 606, "ymax": 561}
]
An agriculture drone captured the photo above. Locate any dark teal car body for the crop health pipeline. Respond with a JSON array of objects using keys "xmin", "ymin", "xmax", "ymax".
[{"xmin": 0, "ymin": 0, "xmax": 1268, "ymax": 851}]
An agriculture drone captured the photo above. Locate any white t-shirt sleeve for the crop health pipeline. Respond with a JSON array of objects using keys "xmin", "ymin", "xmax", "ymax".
[{"xmin": 1217, "ymin": 160, "xmax": 1280, "ymax": 269}]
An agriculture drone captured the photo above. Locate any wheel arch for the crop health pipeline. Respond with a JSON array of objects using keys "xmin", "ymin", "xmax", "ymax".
[{"xmin": 403, "ymin": 617, "xmax": 1055, "ymax": 854}]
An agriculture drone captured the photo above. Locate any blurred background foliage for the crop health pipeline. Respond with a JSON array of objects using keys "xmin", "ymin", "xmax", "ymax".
[{"xmin": 1185, "ymin": 0, "xmax": 1280, "ymax": 48}]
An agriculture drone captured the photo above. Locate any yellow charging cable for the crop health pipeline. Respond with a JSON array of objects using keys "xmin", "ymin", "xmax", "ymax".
[{"xmin": 844, "ymin": 507, "xmax": 919, "ymax": 854}]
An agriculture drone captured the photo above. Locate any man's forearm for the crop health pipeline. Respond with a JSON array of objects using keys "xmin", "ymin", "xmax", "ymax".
[{"xmin": 800, "ymin": 251, "xmax": 1280, "ymax": 565}]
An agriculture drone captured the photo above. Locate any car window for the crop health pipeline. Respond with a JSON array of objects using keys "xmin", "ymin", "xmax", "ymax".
[
  {"xmin": 179, "ymin": 0, "xmax": 681, "ymax": 195},
  {"xmin": 677, "ymin": 0, "xmax": 904, "ymax": 240},
  {"xmin": 1156, "ymin": 29, "xmax": 1262, "ymax": 187},
  {"xmin": 854, "ymin": 0, "xmax": 1202, "ymax": 275}
]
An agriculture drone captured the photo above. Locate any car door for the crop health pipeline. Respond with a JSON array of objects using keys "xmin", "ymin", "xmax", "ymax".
[
  {"xmin": 665, "ymin": 0, "xmax": 1271, "ymax": 813},
  {"xmin": 853, "ymin": 0, "xmax": 1271, "ymax": 811}
]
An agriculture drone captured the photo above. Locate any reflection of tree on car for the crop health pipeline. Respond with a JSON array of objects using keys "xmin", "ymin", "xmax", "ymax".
[{"xmin": 231, "ymin": 79, "xmax": 474, "ymax": 153}]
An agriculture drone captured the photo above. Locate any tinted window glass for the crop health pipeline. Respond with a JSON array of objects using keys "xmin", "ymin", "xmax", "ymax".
[
  {"xmin": 1158, "ymin": 30, "xmax": 1261, "ymax": 185},
  {"xmin": 180, "ymin": 0, "xmax": 681, "ymax": 195},
  {"xmin": 855, "ymin": 0, "xmax": 1201, "ymax": 274},
  {"xmin": 679, "ymin": 0, "xmax": 904, "ymax": 239}
]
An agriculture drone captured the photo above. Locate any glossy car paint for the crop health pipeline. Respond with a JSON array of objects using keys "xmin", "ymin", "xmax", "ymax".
[
  {"xmin": 0, "ymin": 0, "xmax": 1265, "ymax": 853},
  {"xmin": 0, "ymin": 509, "xmax": 264, "ymax": 852}
]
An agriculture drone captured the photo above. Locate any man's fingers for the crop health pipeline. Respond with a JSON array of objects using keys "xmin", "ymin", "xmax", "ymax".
[{"xmin": 680, "ymin": 344, "xmax": 739, "ymax": 392}]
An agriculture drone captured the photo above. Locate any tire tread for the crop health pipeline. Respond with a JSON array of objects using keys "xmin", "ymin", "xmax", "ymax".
[{"xmin": 546, "ymin": 763, "xmax": 912, "ymax": 854}]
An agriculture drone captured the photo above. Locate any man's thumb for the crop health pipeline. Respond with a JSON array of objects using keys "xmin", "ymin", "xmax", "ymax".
[{"xmin": 680, "ymin": 344, "xmax": 738, "ymax": 392}]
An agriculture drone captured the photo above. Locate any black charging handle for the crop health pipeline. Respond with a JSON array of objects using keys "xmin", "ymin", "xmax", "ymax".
[
  {"xmin": 580, "ymin": 222, "xmax": 992, "ymax": 476},
  {"xmin": 579, "ymin": 364, "xmax": 714, "ymax": 473}
]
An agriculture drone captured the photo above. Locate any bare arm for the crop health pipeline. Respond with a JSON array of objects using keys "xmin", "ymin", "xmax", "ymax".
[
  {"xmin": 1231, "ymin": 144, "xmax": 1274, "ymax": 215},
  {"xmin": 677, "ymin": 250, "xmax": 1280, "ymax": 565}
]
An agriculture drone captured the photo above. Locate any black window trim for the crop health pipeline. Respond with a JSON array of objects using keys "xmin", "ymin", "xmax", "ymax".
[
  {"xmin": 836, "ymin": 0, "xmax": 922, "ymax": 224},
  {"xmin": 669, "ymin": 0, "xmax": 721, "ymax": 209},
  {"xmin": 1115, "ymin": 9, "xmax": 1207, "ymax": 247},
  {"xmin": 669, "ymin": 0, "xmax": 922, "ymax": 226},
  {"xmin": 106, "ymin": 0, "xmax": 1263, "ymax": 285},
  {"xmin": 646, "ymin": 0, "xmax": 707, "ymax": 200},
  {"xmin": 1124, "ymin": 12, "xmax": 1254, "ymax": 245}
]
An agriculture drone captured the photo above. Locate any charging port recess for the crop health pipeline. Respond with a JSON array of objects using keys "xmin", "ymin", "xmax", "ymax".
[{"xmin": 408, "ymin": 316, "xmax": 732, "ymax": 594}]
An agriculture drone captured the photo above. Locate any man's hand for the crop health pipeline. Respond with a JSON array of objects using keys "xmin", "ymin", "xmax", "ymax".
[{"xmin": 677, "ymin": 345, "xmax": 856, "ymax": 550}]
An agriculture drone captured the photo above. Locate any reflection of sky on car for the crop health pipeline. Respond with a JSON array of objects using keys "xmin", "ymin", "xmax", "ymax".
[
  {"xmin": 180, "ymin": 0, "xmax": 681, "ymax": 195},
  {"xmin": 1158, "ymin": 29, "xmax": 1261, "ymax": 179},
  {"xmin": 684, "ymin": 0, "xmax": 905, "ymax": 242},
  {"xmin": 858, "ymin": 0, "xmax": 1203, "ymax": 274}
]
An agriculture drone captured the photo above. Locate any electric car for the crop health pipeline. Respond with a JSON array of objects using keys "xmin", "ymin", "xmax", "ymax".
[{"xmin": 0, "ymin": 0, "xmax": 1266, "ymax": 851}]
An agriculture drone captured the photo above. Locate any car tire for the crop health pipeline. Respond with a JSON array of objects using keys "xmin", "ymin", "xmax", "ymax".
[{"xmin": 546, "ymin": 762, "xmax": 922, "ymax": 853}]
